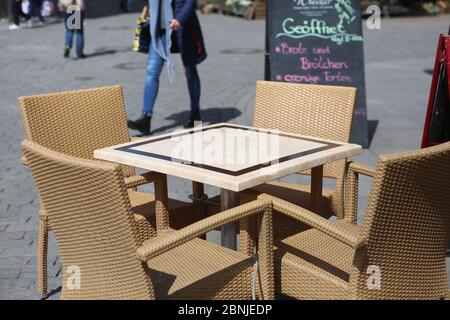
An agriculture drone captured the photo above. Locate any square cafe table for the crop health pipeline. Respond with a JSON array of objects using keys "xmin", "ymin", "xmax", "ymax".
[{"xmin": 94, "ymin": 123, "xmax": 362, "ymax": 250}]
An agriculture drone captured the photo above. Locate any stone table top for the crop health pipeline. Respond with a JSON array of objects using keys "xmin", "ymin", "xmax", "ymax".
[{"xmin": 94, "ymin": 123, "xmax": 362, "ymax": 192}]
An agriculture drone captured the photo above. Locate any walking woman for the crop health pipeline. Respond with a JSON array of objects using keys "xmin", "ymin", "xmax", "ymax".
[
  {"xmin": 9, "ymin": 0, "xmax": 43, "ymax": 30},
  {"xmin": 127, "ymin": 0, "xmax": 207, "ymax": 135},
  {"xmin": 27, "ymin": 0, "xmax": 45, "ymax": 27},
  {"xmin": 9, "ymin": 0, "xmax": 25, "ymax": 30},
  {"xmin": 60, "ymin": 0, "xmax": 86, "ymax": 59}
]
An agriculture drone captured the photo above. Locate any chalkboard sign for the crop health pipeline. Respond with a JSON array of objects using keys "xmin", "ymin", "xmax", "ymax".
[
  {"xmin": 422, "ymin": 34, "xmax": 450, "ymax": 148},
  {"xmin": 267, "ymin": 0, "xmax": 368, "ymax": 147}
]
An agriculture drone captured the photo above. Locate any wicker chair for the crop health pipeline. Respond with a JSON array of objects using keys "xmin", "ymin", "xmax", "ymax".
[
  {"xmin": 252, "ymin": 80, "xmax": 356, "ymax": 223},
  {"xmin": 257, "ymin": 142, "xmax": 450, "ymax": 300},
  {"xmin": 18, "ymin": 86, "xmax": 204, "ymax": 297},
  {"xmin": 208, "ymin": 81, "xmax": 357, "ymax": 240},
  {"xmin": 22, "ymin": 140, "xmax": 274, "ymax": 300}
]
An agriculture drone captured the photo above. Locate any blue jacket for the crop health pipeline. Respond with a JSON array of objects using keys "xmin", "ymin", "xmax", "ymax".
[
  {"xmin": 172, "ymin": 0, "xmax": 207, "ymax": 66},
  {"xmin": 149, "ymin": 0, "xmax": 207, "ymax": 79}
]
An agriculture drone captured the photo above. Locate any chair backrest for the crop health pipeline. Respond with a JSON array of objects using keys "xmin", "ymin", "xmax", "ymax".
[
  {"xmin": 354, "ymin": 143, "xmax": 450, "ymax": 299},
  {"xmin": 19, "ymin": 85, "xmax": 134, "ymax": 177},
  {"xmin": 253, "ymin": 81, "xmax": 356, "ymax": 180},
  {"xmin": 22, "ymin": 140, "xmax": 154, "ymax": 300}
]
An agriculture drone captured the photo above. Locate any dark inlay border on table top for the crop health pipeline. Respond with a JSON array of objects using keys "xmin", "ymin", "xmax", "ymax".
[{"xmin": 115, "ymin": 125, "xmax": 341, "ymax": 176}]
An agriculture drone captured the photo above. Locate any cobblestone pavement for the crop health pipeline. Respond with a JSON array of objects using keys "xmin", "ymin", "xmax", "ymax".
[{"xmin": 0, "ymin": 12, "xmax": 449, "ymax": 299}]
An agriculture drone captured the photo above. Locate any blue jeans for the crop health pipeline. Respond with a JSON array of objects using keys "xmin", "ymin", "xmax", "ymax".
[
  {"xmin": 142, "ymin": 34, "xmax": 201, "ymax": 116},
  {"xmin": 64, "ymin": 11, "xmax": 85, "ymax": 58}
]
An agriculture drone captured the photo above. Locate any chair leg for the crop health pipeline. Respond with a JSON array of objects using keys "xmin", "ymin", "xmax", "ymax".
[
  {"xmin": 192, "ymin": 181, "xmax": 207, "ymax": 240},
  {"xmin": 37, "ymin": 214, "xmax": 48, "ymax": 299}
]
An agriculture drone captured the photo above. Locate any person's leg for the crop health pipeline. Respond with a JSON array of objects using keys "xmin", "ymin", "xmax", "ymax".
[
  {"xmin": 26, "ymin": 0, "xmax": 42, "ymax": 22},
  {"xmin": 185, "ymin": 65, "xmax": 201, "ymax": 111},
  {"xmin": 36, "ymin": 0, "xmax": 44, "ymax": 23},
  {"xmin": 10, "ymin": 0, "xmax": 21, "ymax": 26},
  {"xmin": 142, "ymin": 45, "xmax": 165, "ymax": 116},
  {"xmin": 183, "ymin": 64, "xmax": 202, "ymax": 128},
  {"xmin": 18, "ymin": 0, "xmax": 27, "ymax": 19},
  {"xmin": 26, "ymin": 0, "xmax": 34, "ymax": 21},
  {"xmin": 128, "ymin": 34, "xmax": 166, "ymax": 135},
  {"xmin": 74, "ymin": 10, "xmax": 85, "ymax": 58},
  {"xmin": 64, "ymin": 12, "xmax": 74, "ymax": 57},
  {"xmin": 19, "ymin": 2, "xmax": 27, "ymax": 20}
]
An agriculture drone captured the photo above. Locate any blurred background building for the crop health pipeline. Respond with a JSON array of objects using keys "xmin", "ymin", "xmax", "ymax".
[{"xmin": 1, "ymin": 0, "xmax": 450, "ymax": 21}]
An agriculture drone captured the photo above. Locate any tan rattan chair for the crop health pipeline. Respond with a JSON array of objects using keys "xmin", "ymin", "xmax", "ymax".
[
  {"xmin": 252, "ymin": 80, "xmax": 356, "ymax": 220},
  {"xmin": 258, "ymin": 142, "xmax": 450, "ymax": 300},
  {"xmin": 22, "ymin": 140, "xmax": 274, "ymax": 300},
  {"xmin": 19, "ymin": 86, "xmax": 204, "ymax": 297},
  {"xmin": 208, "ymin": 81, "xmax": 356, "ymax": 240}
]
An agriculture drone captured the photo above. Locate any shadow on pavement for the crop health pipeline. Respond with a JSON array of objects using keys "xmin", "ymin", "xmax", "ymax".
[
  {"xmin": 148, "ymin": 107, "xmax": 242, "ymax": 136},
  {"xmin": 76, "ymin": 46, "xmax": 132, "ymax": 60},
  {"xmin": 367, "ymin": 120, "xmax": 379, "ymax": 148},
  {"xmin": 44, "ymin": 286, "xmax": 61, "ymax": 300},
  {"xmin": 85, "ymin": 50, "xmax": 117, "ymax": 58}
]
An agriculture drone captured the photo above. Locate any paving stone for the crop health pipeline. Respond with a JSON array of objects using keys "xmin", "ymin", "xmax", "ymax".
[
  {"xmin": 0, "ymin": 232, "xmax": 26, "ymax": 242},
  {"xmin": 0, "ymin": 256, "xmax": 31, "ymax": 268},
  {"xmin": 0, "ymin": 268, "xmax": 21, "ymax": 280},
  {"xmin": 1, "ymin": 246, "xmax": 38, "ymax": 257},
  {"xmin": 2, "ymin": 223, "xmax": 37, "ymax": 233}
]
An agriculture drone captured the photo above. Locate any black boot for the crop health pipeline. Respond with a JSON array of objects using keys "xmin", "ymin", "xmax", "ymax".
[
  {"xmin": 64, "ymin": 46, "xmax": 70, "ymax": 58},
  {"xmin": 127, "ymin": 113, "xmax": 152, "ymax": 135},
  {"xmin": 183, "ymin": 109, "xmax": 201, "ymax": 129}
]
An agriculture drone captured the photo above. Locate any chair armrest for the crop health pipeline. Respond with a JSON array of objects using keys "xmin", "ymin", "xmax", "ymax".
[
  {"xmin": 21, "ymin": 155, "xmax": 29, "ymax": 166},
  {"xmin": 258, "ymin": 194, "xmax": 366, "ymax": 249},
  {"xmin": 348, "ymin": 162, "xmax": 376, "ymax": 177},
  {"xmin": 25, "ymin": 150, "xmax": 153, "ymax": 190},
  {"xmin": 344, "ymin": 162, "xmax": 377, "ymax": 224},
  {"xmin": 124, "ymin": 172, "xmax": 156, "ymax": 189},
  {"xmin": 136, "ymin": 199, "xmax": 272, "ymax": 261},
  {"xmin": 138, "ymin": 198, "xmax": 274, "ymax": 299}
]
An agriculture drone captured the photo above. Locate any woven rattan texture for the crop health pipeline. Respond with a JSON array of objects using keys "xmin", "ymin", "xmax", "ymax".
[
  {"xmin": 19, "ymin": 86, "xmax": 130, "ymax": 296},
  {"xmin": 269, "ymin": 143, "xmax": 450, "ymax": 300},
  {"xmin": 251, "ymin": 81, "xmax": 357, "ymax": 221},
  {"xmin": 253, "ymin": 81, "xmax": 356, "ymax": 180},
  {"xmin": 276, "ymin": 220, "xmax": 356, "ymax": 299},
  {"xmin": 235, "ymin": 81, "xmax": 357, "ymax": 257},
  {"xmin": 354, "ymin": 143, "xmax": 450, "ymax": 299},
  {"xmin": 23, "ymin": 140, "xmax": 275, "ymax": 300},
  {"xmin": 19, "ymin": 86, "xmax": 206, "ymax": 296},
  {"xmin": 129, "ymin": 190, "xmax": 205, "ymax": 243},
  {"xmin": 251, "ymin": 182, "xmax": 334, "ymax": 241},
  {"xmin": 19, "ymin": 85, "xmax": 134, "ymax": 177},
  {"xmin": 22, "ymin": 140, "xmax": 154, "ymax": 299},
  {"xmin": 147, "ymin": 238, "xmax": 254, "ymax": 299}
]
